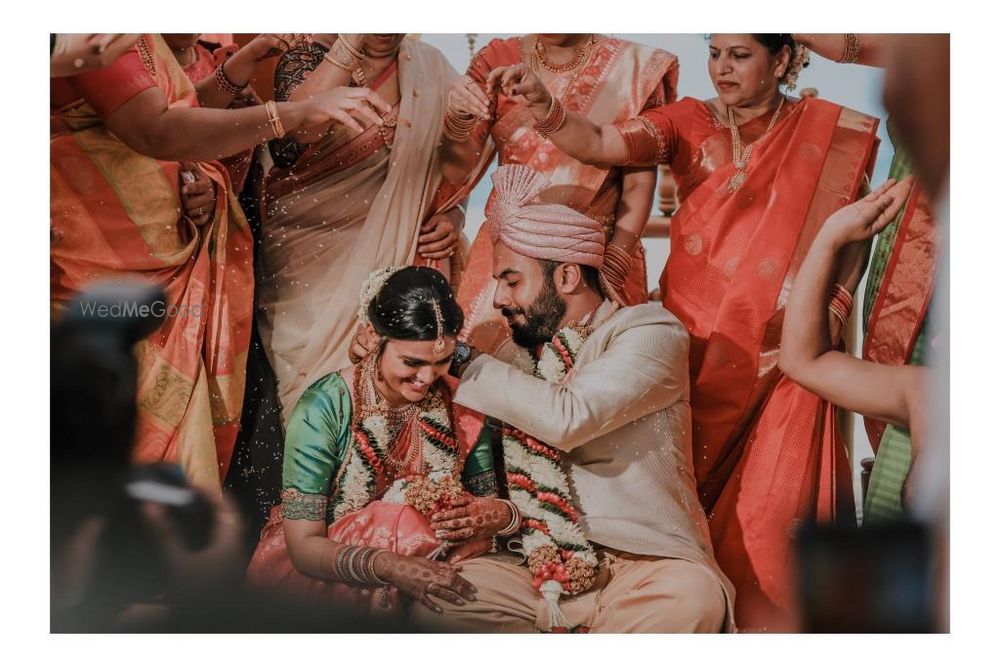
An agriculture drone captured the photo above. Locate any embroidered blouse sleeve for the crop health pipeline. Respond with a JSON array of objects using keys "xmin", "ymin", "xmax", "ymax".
[
  {"xmin": 68, "ymin": 46, "xmax": 157, "ymax": 118},
  {"xmin": 612, "ymin": 94, "xmax": 688, "ymax": 167},
  {"xmin": 281, "ymin": 373, "xmax": 352, "ymax": 521}
]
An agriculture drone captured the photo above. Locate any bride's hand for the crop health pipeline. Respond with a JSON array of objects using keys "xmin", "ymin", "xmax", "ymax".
[{"xmin": 375, "ymin": 552, "xmax": 477, "ymax": 614}]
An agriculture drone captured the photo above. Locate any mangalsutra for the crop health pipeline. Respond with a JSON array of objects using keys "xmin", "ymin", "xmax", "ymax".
[
  {"xmin": 352, "ymin": 65, "xmax": 396, "ymax": 150},
  {"xmin": 726, "ymin": 95, "xmax": 785, "ymax": 194}
]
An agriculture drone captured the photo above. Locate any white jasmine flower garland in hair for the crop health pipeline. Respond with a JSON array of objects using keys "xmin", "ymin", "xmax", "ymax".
[{"xmin": 357, "ymin": 265, "xmax": 405, "ymax": 326}]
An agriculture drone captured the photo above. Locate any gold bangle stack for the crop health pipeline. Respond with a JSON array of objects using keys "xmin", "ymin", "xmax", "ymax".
[
  {"xmin": 497, "ymin": 499, "xmax": 522, "ymax": 537},
  {"xmin": 839, "ymin": 33, "xmax": 860, "ymax": 64},
  {"xmin": 324, "ymin": 35, "xmax": 365, "ymax": 72},
  {"xmin": 535, "ymin": 97, "xmax": 567, "ymax": 137},
  {"xmin": 828, "ymin": 282, "xmax": 855, "ymax": 327},
  {"xmin": 333, "ymin": 545, "xmax": 389, "ymax": 587},
  {"xmin": 215, "ymin": 59, "xmax": 246, "ymax": 96},
  {"xmin": 265, "ymin": 100, "xmax": 286, "ymax": 139},
  {"xmin": 601, "ymin": 243, "xmax": 633, "ymax": 288},
  {"xmin": 443, "ymin": 107, "xmax": 479, "ymax": 142}
]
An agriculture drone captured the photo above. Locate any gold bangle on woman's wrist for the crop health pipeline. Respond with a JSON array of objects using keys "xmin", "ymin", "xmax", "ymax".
[
  {"xmin": 535, "ymin": 96, "xmax": 567, "ymax": 137},
  {"xmin": 265, "ymin": 100, "xmax": 286, "ymax": 139},
  {"xmin": 338, "ymin": 35, "xmax": 365, "ymax": 60},
  {"xmin": 497, "ymin": 499, "xmax": 522, "ymax": 537},
  {"xmin": 325, "ymin": 36, "xmax": 364, "ymax": 72},
  {"xmin": 827, "ymin": 282, "xmax": 854, "ymax": 327},
  {"xmin": 215, "ymin": 59, "xmax": 247, "ymax": 96},
  {"xmin": 443, "ymin": 107, "xmax": 478, "ymax": 142},
  {"xmin": 601, "ymin": 243, "xmax": 633, "ymax": 287}
]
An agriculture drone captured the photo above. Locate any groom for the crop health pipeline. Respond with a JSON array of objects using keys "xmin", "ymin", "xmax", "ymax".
[{"xmin": 413, "ymin": 165, "xmax": 734, "ymax": 633}]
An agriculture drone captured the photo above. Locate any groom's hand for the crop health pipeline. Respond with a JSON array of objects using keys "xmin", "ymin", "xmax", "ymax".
[
  {"xmin": 348, "ymin": 323, "xmax": 376, "ymax": 364},
  {"xmin": 431, "ymin": 496, "xmax": 512, "ymax": 544}
]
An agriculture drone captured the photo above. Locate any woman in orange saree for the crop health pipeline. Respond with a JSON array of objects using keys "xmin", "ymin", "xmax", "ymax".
[
  {"xmin": 489, "ymin": 34, "xmax": 881, "ymax": 631},
  {"xmin": 51, "ymin": 34, "xmax": 390, "ymax": 489},
  {"xmin": 440, "ymin": 34, "xmax": 678, "ymax": 353}
]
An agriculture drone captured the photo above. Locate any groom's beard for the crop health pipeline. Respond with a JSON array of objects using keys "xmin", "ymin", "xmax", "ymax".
[{"xmin": 502, "ymin": 277, "xmax": 567, "ymax": 348}]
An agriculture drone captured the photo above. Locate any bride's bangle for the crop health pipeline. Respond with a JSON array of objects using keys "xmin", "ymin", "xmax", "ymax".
[{"xmin": 497, "ymin": 499, "xmax": 522, "ymax": 537}]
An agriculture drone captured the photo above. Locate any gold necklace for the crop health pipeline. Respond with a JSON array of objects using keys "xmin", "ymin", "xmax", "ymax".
[
  {"xmin": 726, "ymin": 95, "xmax": 785, "ymax": 194},
  {"xmin": 368, "ymin": 367, "xmax": 423, "ymax": 475},
  {"xmin": 352, "ymin": 64, "xmax": 396, "ymax": 150},
  {"xmin": 528, "ymin": 36, "xmax": 595, "ymax": 136},
  {"xmin": 354, "ymin": 353, "xmax": 427, "ymax": 479},
  {"xmin": 533, "ymin": 34, "xmax": 594, "ymax": 73}
]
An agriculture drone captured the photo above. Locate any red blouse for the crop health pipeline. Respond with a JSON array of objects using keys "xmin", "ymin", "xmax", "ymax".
[{"xmin": 50, "ymin": 47, "xmax": 156, "ymax": 117}]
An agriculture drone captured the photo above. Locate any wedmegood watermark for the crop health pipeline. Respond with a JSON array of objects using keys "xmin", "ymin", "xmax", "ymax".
[{"xmin": 77, "ymin": 300, "xmax": 202, "ymax": 320}]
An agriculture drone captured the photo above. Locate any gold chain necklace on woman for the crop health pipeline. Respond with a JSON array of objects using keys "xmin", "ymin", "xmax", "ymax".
[
  {"xmin": 529, "ymin": 35, "xmax": 595, "ymax": 135},
  {"xmin": 726, "ymin": 95, "xmax": 785, "ymax": 194},
  {"xmin": 352, "ymin": 64, "xmax": 396, "ymax": 150},
  {"xmin": 358, "ymin": 354, "xmax": 421, "ymax": 473},
  {"xmin": 533, "ymin": 34, "xmax": 595, "ymax": 73}
]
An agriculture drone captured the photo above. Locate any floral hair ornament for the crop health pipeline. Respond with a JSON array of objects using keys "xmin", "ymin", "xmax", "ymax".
[
  {"xmin": 783, "ymin": 41, "xmax": 810, "ymax": 91},
  {"xmin": 357, "ymin": 265, "xmax": 406, "ymax": 327}
]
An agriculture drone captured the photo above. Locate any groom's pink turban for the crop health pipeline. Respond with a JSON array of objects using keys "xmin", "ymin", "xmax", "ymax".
[{"xmin": 487, "ymin": 164, "xmax": 606, "ymax": 268}]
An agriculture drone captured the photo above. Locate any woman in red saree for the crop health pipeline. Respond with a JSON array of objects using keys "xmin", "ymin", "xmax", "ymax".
[
  {"xmin": 440, "ymin": 34, "xmax": 678, "ymax": 353},
  {"xmin": 489, "ymin": 34, "xmax": 881, "ymax": 631},
  {"xmin": 51, "ymin": 34, "xmax": 392, "ymax": 489}
]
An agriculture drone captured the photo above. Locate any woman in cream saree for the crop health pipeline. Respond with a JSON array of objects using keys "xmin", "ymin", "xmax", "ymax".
[{"xmin": 258, "ymin": 35, "xmax": 469, "ymax": 421}]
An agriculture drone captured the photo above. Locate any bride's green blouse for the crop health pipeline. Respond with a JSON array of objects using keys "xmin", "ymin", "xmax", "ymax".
[{"xmin": 281, "ymin": 372, "xmax": 498, "ymax": 523}]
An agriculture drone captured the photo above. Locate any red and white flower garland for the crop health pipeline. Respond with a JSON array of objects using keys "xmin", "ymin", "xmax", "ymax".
[
  {"xmin": 504, "ymin": 320, "xmax": 600, "ymax": 622},
  {"xmin": 329, "ymin": 361, "xmax": 464, "ymax": 524}
]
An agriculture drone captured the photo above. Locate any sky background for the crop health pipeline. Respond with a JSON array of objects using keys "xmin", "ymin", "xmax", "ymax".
[{"xmin": 421, "ymin": 33, "xmax": 891, "ymax": 506}]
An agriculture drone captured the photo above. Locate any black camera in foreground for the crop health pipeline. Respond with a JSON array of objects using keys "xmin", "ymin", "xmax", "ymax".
[{"xmin": 52, "ymin": 280, "xmax": 215, "ymax": 628}]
